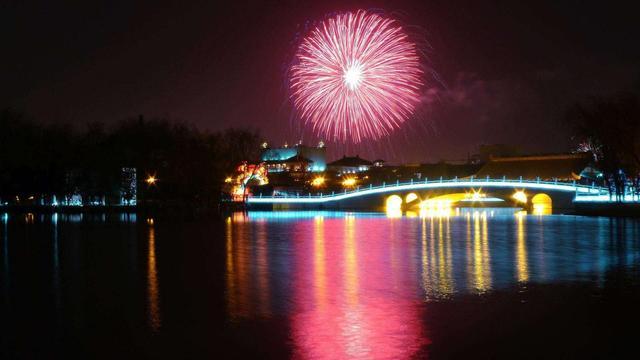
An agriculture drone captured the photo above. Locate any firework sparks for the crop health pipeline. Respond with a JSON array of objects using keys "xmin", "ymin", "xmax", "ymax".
[{"xmin": 289, "ymin": 10, "xmax": 423, "ymax": 143}]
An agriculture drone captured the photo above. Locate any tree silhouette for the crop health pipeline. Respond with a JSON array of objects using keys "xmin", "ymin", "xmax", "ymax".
[{"xmin": 567, "ymin": 93, "xmax": 640, "ymax": 200}]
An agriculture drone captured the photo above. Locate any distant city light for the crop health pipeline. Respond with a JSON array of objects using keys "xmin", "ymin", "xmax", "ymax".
[
  {"xmin": 311, "ymin": 176, "xmax": 325, "ymax": 187},
  {"xmin": 224, "ymin": 177, "xmax": 233, "ymax": 183},
  {"xmin": 342, "ymin": 177, "xmax": 357, "ymax": 187},
  {"xmin": 146, "ymin": 175, "xmax": 157, "ymax": 185}
]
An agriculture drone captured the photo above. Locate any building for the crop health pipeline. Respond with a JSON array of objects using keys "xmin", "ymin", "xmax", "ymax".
[
  {"xmin": 327, "ymin": 155, "xmax": 373, "ymax": 175},
  {"xmin": 260, "ymin": 142, "xmax": 326, "ymax": 173},
  {"xmin": 475, "ymin": 153, "xmax": 594, "ymax": 181},
  {"xmin": 120, "ymin": 167, "xmax": 137, "ymax": 206},
  {"xmin": 477, "ymin": 144, "xmax": 521, "ymax": 163}
]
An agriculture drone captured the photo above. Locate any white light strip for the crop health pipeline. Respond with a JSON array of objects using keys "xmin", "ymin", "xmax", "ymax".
[
  {"xmin": 574, "ymin": 195, "xmax": 638, "ymax": 202},
  {"xmin": 247, "ymin": 180, "xmax": 605, "ymax": 204}
]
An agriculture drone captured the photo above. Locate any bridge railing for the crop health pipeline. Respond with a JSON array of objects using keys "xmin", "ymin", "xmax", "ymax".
[{"xmin": 253, "ymin": 176, "xmax": 608, "ymax": 200}]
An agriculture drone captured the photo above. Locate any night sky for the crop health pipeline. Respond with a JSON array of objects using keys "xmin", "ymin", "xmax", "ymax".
[{"xmin": 2, "ymin": 0, "xmax": 639, "ymax": 163}]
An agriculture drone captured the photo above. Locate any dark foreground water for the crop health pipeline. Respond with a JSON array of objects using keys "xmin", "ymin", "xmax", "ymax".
[{"xmin": 1, "ymin": 209, "xmax": 640, "ymax": 359}]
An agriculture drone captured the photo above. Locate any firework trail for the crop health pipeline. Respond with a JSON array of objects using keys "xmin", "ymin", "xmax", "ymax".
[{"xmin": 289, "ymin": 10, "xmax": 423, "ymax": 143}]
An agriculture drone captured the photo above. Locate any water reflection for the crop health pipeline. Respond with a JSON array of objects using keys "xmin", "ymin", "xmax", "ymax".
[
  {"xmin": 147, "ymin": 221, "xmax": 161, "ymax": 332},
  {"xmin": 422, "ymin": 216, "xmax": 454, "ymax": 298},
  {"xmin": 222, "ymin": 210, "xmax": 640, "ymax": 358},
  {"xmin": 516, "ymin": 212, "xmax": 529, "ymax": 282},
  {"xmin": 52, "ymin": 213, "xmax": 61, "ymax": 311},
  {"xmin": 290, "ymin": 215, "xmax": 424, "ymax": 359},
  {"xmin": 469, "ymin": 212, "xmax": 492, "ymax": 293},
  {"xmin": 2, "ymin": 213, "xmax": 9, "ymax": 307}
]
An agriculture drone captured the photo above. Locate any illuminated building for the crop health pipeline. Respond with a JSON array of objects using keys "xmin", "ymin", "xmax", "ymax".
[
  {"xmin": 120, "ymin": 167, "xmax": 137, "ymax": 206},
  {"xmin": 260, "ymin": 142, "xmax": 326, "ymax": 172},
  {"xmin": 475, "ymin": 153, "xmax": 594, "ymax": 181},
  {"xmin": 327, "ymin": 155, "xmax": 372, "ymax": 175},
  {"xmin": 265, "ymin": 154, "xmax": 314, "ymax": 174}
]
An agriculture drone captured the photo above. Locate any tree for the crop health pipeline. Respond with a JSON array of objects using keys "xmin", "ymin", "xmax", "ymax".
[{"xmin": 567, "ymin": 93, "xmax": 640, "ymax": 200}]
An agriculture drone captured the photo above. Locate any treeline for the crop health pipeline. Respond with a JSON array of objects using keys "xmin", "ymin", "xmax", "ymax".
[
  {"xmin": 0, "ymin": 109, "xmax": 260, "ymax": 207},
  {"xmin": 567, "ymin": 92, "xmax": 640, "ymax": 199}
]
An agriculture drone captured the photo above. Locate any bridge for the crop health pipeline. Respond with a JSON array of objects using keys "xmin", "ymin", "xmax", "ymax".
[{"xmin": 247, "ymin": 177, "xmax": 610, "ymax": 212}]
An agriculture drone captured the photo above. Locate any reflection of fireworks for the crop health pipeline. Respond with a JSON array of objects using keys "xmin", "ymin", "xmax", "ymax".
[{"xmin": 289, "ymin": 10, "xmax": 423, "ymax": 143}]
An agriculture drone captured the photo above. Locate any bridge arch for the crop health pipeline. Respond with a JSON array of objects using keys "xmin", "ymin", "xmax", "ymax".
[
  {"xmin": 405, "ymin": 193, "xmax": 419, "ymax": 204},
  {"xmin": 531, "ymin": 193, "xmax": 552, "ymax": 215}
]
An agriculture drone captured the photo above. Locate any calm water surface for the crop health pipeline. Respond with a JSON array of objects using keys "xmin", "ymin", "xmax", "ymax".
[{"xmin": 1, "ymin": 210, "xmax": 640, "ymax": 359}]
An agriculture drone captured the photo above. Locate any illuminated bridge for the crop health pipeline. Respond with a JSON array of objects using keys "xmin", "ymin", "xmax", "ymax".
[{"xmin": 247, "ymin": 177, "xmax": 610, "ymax": 212}]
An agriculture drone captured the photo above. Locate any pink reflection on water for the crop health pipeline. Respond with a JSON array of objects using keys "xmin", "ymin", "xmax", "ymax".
[{"xmin": 290, "ymin": 215, "xmax": 427, "ymax": 360}]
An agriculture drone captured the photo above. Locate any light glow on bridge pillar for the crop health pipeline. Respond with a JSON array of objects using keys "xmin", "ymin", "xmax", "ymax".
[
  {"xmin": 512, "ymin": 190, "xmax": 527, "ymax": 204},
  {"xmin": 386, "ymin": 195, "xmax": 402, "ymax": 210},
  {"xmin": 531, "ymin": 194, "xmax": 552, "ymax": 215}
]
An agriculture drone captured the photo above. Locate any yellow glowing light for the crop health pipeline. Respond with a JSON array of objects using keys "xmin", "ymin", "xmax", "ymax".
[
  {"xmin": 145, "ymin": 175, "xmax": 157, "ymax": 185},
  {"xmin": 419, "ymin": 199, "xmax": 453, "ymax": 217},
  {"xmin": 531, "ymin": 193, "xmax": 552, "ymax": 215},
  {"xmin": 512, "ymin": 190, "xmax": 527, "ymax": 204},
  {"xmin": 386, "ymin": 195, "xmax": 403, "ymax": 212},
  {"xmin": 386, "ymin": 209, "xmax": 402, "ymax": 218},
  {"xmin": 405, "ymin": 192, "xmax": 418, "ymax": 203},
  {"xmin": 342, "ymin": 177, "xmax": 357, "ymax": 187},
  {"xmin": 406, "ymin": 211, "xmax": 418, "ymax": 218},
  {"xmin": 532, "ymin": 203, "xmax": 552, "ymax": 215},
  {"xmin": 311, "ymin": 176, "xmax": 325, "ymax": 187},
  {"xmin": 224, "ymin": 177, "xmax": 233, "ymax": 183},
  {"xmin": 467, "ymin": 190, "xmax": 485, "ymax": 201}
]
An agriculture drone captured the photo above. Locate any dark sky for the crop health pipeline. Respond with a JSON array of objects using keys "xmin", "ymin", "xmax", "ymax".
[{"xmin": 2, "ymin": 0, "xmax": 639, "ymax": 163}]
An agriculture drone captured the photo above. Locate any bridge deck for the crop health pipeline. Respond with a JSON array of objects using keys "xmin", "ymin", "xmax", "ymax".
[{"xmin": 247, "ymin": 178, "xmax": 608, "ymax": 204}]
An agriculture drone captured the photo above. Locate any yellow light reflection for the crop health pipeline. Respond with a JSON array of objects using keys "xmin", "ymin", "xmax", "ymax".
[
  {"xmin": 147, "ymin": 223, "xmax": 161, "ymax": 332},
  {"xmin": 256, "ymin": 220, "xmax": 271, "ymax": 317},
  {"xmin": 405, "ymin": 192, "xmax": 418, "ymax": 203},
  {"xmin": 470, "ymin": 211, "xmax": 492, "ymax": 292},
  {"xmin": 516, "ymin": 212, "xmax": 529, "ymax": 282},
  {"xmin": 225, "ymin": 217, "xmax": 235, "ymax": 316},
  {"xmin": 344, "ymin": 215, "xmax": 358, "ymax": 305}
]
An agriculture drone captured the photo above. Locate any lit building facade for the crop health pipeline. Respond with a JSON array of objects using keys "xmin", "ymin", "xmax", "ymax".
[
  {"xmin": 327, "ymin": 155, "xmax": 373, "ymax": 175},
  {"xmin": 120, "ymin": 167, "xmax": 137, "ymax": 206},
  {"xmin": 260, "ymin": 142, "xmax": 326, "ymax": 173}
]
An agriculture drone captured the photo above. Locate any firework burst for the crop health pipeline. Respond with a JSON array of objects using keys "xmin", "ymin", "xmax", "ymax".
[{"xmin": 289, "ymin": 10, "xmax": 424, "ymax": 143}]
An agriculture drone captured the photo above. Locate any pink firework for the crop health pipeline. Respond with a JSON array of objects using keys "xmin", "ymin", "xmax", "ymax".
[{"xmin": 289, "ymin": 10, "xmax": 423, "ymax": 143}]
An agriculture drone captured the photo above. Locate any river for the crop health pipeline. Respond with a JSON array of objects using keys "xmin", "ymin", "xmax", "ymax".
[{"xmin": 1, "ymin": 209, "xmax": 640, "ymax": 359}]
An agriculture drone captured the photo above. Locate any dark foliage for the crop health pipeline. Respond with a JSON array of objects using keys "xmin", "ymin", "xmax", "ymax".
[
  {"xmin": 566, "ymin": 93, "xmax": 640, "ymax": 199},
  {"xmin": 0, "ymin": 110, "xmax": 260, "ymax": 207}
]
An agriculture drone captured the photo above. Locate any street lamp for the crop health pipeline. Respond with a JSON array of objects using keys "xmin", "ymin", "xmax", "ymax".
[
  {"xmin": 512, "ymin": 190, "xmax": 527, "ymax": 204},
  {"xmin": 311, "ymin": 176, "xmax": 325, "ymax": 187},
  {"xmin": 146, "ymin": 175, "xmax": 157, "ymax": 186}
]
